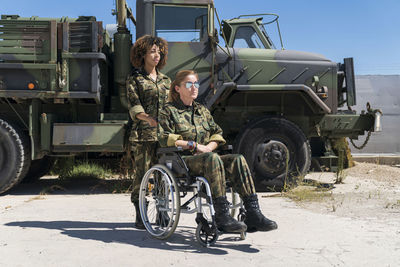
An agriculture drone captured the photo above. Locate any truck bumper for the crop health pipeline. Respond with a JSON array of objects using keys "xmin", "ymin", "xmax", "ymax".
[{"xmin": 317, "ymin": 112, "xmax": 376, "ymax": 139}]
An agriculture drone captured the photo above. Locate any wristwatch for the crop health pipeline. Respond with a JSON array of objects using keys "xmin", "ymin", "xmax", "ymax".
[
  {"xmin": 187, "ymin": 141, "xmax": 194, "ymax": 151},
  {"xmin": 187, "ymin": 141, "xmax": 197, "ymax": 153}
]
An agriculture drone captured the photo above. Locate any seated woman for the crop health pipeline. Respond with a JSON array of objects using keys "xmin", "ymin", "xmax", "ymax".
[{"xmin": 158, "ymin": 70, "xmax": 278, "ymax": 233}]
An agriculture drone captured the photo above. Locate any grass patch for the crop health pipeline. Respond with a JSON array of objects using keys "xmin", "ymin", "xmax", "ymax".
[
  {"xmin": 282, "ymin": 172, "xmax": 334, "ymax": 203},
  {"xmin": 283, "ymin": 185, "xmax": 332, "ymax": 202},
  {"xmin": 48, "ymin": 157, "xmax": 133, "ymax": 193},
  {"xmin": 61, "ymin": 162, "xmax": 113, "ymax": 179},
  {"xmin": 25, "ymin": 195, "xmax": 46, "ymax": 202},
  {"xmin": 51, "ymin": 158, "xmax": 114, "ymax": 180}
]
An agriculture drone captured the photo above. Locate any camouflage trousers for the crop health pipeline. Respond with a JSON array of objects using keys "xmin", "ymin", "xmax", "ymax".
[
  {"xmin": 183, "ymin": 152, "xmax": 256, "ymax": 199},
  {"xmin": 130, "ymin": 141, "xmax": 158, "ymax": 204}
]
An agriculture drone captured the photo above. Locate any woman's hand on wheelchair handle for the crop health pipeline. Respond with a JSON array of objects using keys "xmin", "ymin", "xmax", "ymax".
[{"xmin": 136, "ymin": 112, "xmax": 158, "ymax": 127}]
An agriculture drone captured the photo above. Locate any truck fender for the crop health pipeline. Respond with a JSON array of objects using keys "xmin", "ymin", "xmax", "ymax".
[{"xmin": 236, "ymin": 84, "xmax": 331, "ymax": 114}]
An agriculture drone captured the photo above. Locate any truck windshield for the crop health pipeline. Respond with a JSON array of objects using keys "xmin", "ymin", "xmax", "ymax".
[
  {"xmin": 233, "ymin": 26, "xmax": 266, "ymax": 49},
  {"xmin": 154, "ymin": 5, "xmax": 208, "ymax": 42},
  {"xmin": 260, "ymin": 24, "xmax": 276, "ymax": 49}
]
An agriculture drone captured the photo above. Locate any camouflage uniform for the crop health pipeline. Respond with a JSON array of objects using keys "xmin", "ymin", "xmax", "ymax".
[
  {"xmin": 126, "ymin": 69, "xmax": 171, "ymax": 203},
  {"xmin": 158, "ymin": 99, "xmax": 256, "ymax": 199}
]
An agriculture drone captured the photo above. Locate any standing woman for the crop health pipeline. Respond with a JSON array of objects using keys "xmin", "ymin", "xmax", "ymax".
[{"xmin": 126, "ymin": 35, "xmax": 171, "ymax": 229}]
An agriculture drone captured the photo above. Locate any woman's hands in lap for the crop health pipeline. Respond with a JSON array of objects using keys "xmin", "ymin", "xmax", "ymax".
[{"xmin": 195, "ymin": 144, "xmax": 214, "ymax": 154}]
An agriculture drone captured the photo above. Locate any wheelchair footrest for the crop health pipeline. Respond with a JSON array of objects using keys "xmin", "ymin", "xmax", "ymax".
[{"xmin": 195, "ymin": 213, "xmax": 216, "ymax": 236}]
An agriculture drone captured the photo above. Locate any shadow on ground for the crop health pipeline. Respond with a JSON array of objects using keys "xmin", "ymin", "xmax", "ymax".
[
  {"xmin": 2, "ymin": 177, "xmax": 131, "ymax": 196},
  {"xmin": 2, "ymin": 176, "xmax": 337, "ymax": 197},
  {"xmin": 5, "ymin": 220, "xmax": 259, "ymax": 254}
]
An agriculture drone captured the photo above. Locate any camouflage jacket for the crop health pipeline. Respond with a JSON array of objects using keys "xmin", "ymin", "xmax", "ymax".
[
  {"xmin": 158, "ymin": 99, "xmax": 226, "ymax": 147},
  {"xmin": 126, "ymin": 69, "xmax": 171, "ymax": 142}
]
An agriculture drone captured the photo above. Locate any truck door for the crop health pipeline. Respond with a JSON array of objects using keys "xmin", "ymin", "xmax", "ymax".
[{"xmin": 152, "ymin": 4, "xmax": 213, "ymax": 100}]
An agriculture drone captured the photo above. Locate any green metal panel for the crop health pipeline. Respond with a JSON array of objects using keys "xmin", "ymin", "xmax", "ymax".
[
  {"xmin": 29, "ymin": 99, "xmax": 41, "ymax": 160},
  {"xmin": 52, "ymin": 123, "xmax": 126, "ymax": 152},
  {"xmin": 0, "ymin": 19, "xmax": 57, "ymax": 63},
  {"xmin": 40, "ymin": 113, "xmax": 55, "ymax": 153}
]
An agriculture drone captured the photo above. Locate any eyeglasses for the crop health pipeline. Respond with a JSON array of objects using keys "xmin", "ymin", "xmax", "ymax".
[{"xmin": 185, "ymin": 81, "xmax": 200, "ymax": 89}]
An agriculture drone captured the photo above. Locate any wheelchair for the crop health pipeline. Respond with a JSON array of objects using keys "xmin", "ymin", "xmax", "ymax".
[{"xmin": 138, "ymin": 146, "xmax": 246, "ymax": 247}]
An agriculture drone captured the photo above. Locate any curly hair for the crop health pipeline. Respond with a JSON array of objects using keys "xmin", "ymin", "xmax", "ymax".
[
  {"xmin": 169, "ymin": 70, "xmax": 198, "ymax": 102},
  {"xmin": 130, "ymin": 35, "xmax": 168, "ymax": 69}
]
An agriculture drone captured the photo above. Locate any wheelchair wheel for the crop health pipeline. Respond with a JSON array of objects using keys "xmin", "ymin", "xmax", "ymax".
[
  {"xmin": 195, "ymin": 221, "xmax": 218, "ymax": 247},
  {"xmin": 139, "ymin": 164, "xmax": 181, "ymax": 239}
]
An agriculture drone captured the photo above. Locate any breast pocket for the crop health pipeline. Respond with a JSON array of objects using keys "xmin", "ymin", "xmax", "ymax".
[{"xmin": 142, "ymin": 86, "xmax": 156, "ymax": 106}]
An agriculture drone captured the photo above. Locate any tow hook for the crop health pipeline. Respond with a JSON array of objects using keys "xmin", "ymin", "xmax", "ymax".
[{"xmin": 367, "ymin": 102, "xmax": 383, "ymax": 132}]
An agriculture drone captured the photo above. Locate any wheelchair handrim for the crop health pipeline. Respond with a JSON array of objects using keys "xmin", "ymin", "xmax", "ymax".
[{"xmin": 139, "ymin": 165, "xmax": 180, "ymax": 238}]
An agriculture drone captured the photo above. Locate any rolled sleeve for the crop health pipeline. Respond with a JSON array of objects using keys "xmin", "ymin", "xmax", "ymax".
[
  {"xmin": 167, "ymin": 134, "xmax": 183, "ymax": 147},
  {"xmin": 129, "ymin": 105, "xmax": 145, "ymax": 119},
  {"xmin": 126, "ymin": 76, "xmax": 145, "ymax": 121},
  {"xmin": 208, "ymin": 134, "xmax": 226, "ymax": 145}
]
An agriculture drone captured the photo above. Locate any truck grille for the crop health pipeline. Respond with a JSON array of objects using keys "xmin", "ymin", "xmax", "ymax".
[
  {"xmin": 69, "ymin": 22, "xmax": 93, "ymax": 52},
  {"xmin": 0, "ymin": 19, "xmax": 56, "ymax": 62}
]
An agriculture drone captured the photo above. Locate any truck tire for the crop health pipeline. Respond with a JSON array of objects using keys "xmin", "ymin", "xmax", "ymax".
[
  {"xmin": 234, "ymin": 117, "xmax": 311, "ymax": 191},
  {"xmin": 23, "ymin": 156, "xmax": 55, "ymax": 183},
  {"xmin": 0, "ymin": 119, "xmax": 31, "ymax": 194}
]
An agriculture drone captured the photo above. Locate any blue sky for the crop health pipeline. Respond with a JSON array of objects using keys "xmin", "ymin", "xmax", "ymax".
[{"xmin": 2, "ymin": 0, "xmax": 400, "ymax": 74}]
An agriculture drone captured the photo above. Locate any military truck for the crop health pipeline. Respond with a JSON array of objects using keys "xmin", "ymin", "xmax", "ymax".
[{"xmin": 0, "ymin": 0, "xmax": 380, "ymax": 193}]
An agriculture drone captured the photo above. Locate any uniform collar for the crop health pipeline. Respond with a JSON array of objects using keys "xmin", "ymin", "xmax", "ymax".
[
  {"xmin": 139, "ymin": 67, "xmax": 167, "ymax": 82},
  {"xmin": 173, "ymin": 99, "xmax": 201, "ymax": 114}
]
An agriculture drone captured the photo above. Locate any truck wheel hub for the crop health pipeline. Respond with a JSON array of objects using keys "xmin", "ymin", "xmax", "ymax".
[{"xmin": 256, "ymin": 141, "xmax": 289, "ymax": 174}]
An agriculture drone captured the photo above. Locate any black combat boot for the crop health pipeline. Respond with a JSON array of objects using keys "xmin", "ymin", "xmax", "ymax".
[
  {"xmin": 243, "ymin": 194, "xmax": 278, "ymax": 232},
  {"xmin": 214, "ymin": 196, "xmax": 247, "ymax": 233},
  {"xmin": 133, "ymin": 202, "xmax": 145, "ymax": 229}
]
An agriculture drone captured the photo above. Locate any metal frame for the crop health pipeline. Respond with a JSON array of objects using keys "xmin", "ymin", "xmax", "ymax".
[{"xmin": 139, "ymin": 148, "xmax": 245, "ymax": 246}]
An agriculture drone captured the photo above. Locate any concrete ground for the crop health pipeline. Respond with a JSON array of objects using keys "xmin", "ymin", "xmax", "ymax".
[{"xmin": 1, "ymin": 171, "xmax": 399, "ymax": 267}]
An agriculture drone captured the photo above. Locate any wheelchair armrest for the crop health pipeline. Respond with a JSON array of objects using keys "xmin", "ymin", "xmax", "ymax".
[
  {"xmin": 157, "ymin": 146, "xmax": 190, "ymax": 178},
  {"xmin": 157, "ymin": 146, "xmax": 184, "ymax": 154},
  {"xmin": 216, "ymin": 144, "xmax": 233, "ymax": 154}
]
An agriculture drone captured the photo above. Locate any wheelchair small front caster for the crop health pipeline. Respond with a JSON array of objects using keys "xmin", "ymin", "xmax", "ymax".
[
  {"xmin": 237, "ymin": 208, "xmax": 246, "ymax": 240},
  {"xmin": 240, "ymin": 231, "xmax": 246, "ymax": 240},
  {"xmin": 195, "ymin": 221, "xmax": 219, "ymax": 247}
]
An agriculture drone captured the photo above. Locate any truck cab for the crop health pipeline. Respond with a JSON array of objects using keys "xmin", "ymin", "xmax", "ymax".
[{"xmin": 222, "ymin": 16, "xmax": 279, "ymax": 49}]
